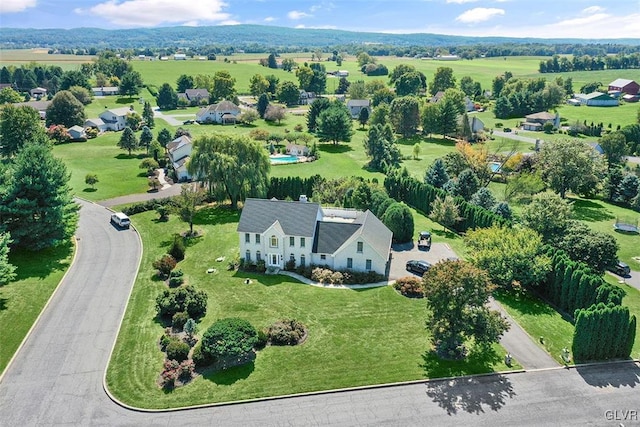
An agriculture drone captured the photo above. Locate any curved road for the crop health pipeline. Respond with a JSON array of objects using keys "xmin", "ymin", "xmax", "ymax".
[{"xmin": 1, "ymin": 200, "xmax": 639, "ymax": 425}]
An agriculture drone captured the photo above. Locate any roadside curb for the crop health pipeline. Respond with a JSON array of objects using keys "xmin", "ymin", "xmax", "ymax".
[{"xmin": 0, "ymin": 201, "xmax": 81, "ymax": 384}]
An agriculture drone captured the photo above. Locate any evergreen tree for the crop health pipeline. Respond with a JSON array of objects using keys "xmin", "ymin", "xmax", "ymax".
[
  {"xmin": 140, "ymin": 126, "xmax": 153, "ymax": 154},
  {"xmin": 358, "ymin": 107, "xmax": 369, "ymax": 129},
  {"xmin": 316, "ymin": 101, "xmax": 353, "ymax": 144},
  {"xmin": 156, "ymin": 83, "xmax": 178, "ymax": 110},
  {"xmin": 363, "ymin": 123, "xmax": 399, "ymax": 171},
  {"xmin": 616, "ymin": 173, "xmax": 639, "ymax": 204},
  {"xmin": 424, "ymin": 158, "xmax": 450, "ymax": 188},
  {"xmin": 0, "ymin": 143, "xmax": 78, "ymax": 250},
  {"xmin": 436, "ymin": 96, "xmax": 460, "ymax": 137},
  {"xmin": 470, "ymin": 187, "xmax": 497, "ymax": 210},
  {"xmin": 491, "ymin": 201, "xmax": 512, "ymax": 220},
  {"xmin": 142, "ymin": 101, "xmax": 155, "ymax": 128},
  {"xmin": 256, "ymin": 93, "xmax": 269, "ymax": 118},
  {"xmin": 455, "ymin": 169, "xmax": 480, "ymax": 200},
  {"xmin": 0, "ymin": 232, "xmax": 16, "ymax": 285},
  {"xmin": 307, "ymin": 97, "xmax": 331, "ymax": 132},
  {"xmin": 335, "ymin": 77, "xmax": 350, "ymax": 94},
  {"xmin": 176, "ymin": 74, "xmax": 194, "ymax": 93},
  {"xmin": 117, "ymin": 127, "xmax": 138, "ymax": 156},
  {"xmin": 267, "ymin": 53, "xmax": 277, "ymax": 69},
  {"xmin": 157, "ymin": 128, "xmax": 172, "ymax": 152}
]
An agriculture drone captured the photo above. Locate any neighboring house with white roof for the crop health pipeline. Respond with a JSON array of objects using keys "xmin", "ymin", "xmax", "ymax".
[
  {"xmin": 30, "ymin": 87, "xmax": 47, "ymax": 99},
  {"xmin": 92, "ymin": 86, "xmax": 120, "ymax": 96},
  {"xmin": 67, "ymin": 125, "xmax": 86, "ymax": 140},
  {"xmin": 237, "ymin": 198, "xmax": 393, "ymax": 276},
  {"xmin": 167, "ymin": 135, "xmax": 193, "ymax": 181},
  {"xmin": 195, "ymin": 100, "xmax": 241, "ymax": 124},
  {"xmin": 346, "ymin": 99, "xmax": 371, "ymax": 119},
  {"xmin": 96, "ymin": 106, "xmax": 134, "ymax": 131}
]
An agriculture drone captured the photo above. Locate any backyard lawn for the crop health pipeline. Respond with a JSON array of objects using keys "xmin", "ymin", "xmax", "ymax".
[{"xmin": 105, "ymin": 207, "xmax": 514, "ymax": 408}]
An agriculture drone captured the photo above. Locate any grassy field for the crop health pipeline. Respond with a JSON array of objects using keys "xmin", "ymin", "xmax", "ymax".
[
  {"xmin": 0, "ymin": 49, "xmax": 94, "ymax": 70},
  {"xmin": 105, "ymin": 206, "xmax": 514, "ymax": 408},
  {"xmin": 0, "ymin": 242, "xmax": 74, "ymax": 374},
  {"xmin": 52, "ymin": 133, "xmax": 149, "ymax": 201}
]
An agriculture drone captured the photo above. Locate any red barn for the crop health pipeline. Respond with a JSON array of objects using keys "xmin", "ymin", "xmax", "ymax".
[{"xmin": 608, "ymin": 79, "xmax": 640, "ymax": 95}]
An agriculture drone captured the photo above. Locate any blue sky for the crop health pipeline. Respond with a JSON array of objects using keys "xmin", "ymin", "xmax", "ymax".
[{"xmin": 1, "ymin": 0, "xmax": 639, "ymax": 39}]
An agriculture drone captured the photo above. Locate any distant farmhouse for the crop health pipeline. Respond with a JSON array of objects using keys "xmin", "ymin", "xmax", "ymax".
[
  {"xmin": 92, "ymin": 86, "xmax": 120, "ymax": 96},
  {"xmin": 608, "ymin": 79, "xmax": 639, "ymax": 96},
  {"xmin": 85, "ymin": 106, "xmax": 135, "ymax": 132},
  {"xmin": 574, "ymin": 92, "xmax": 619, "ymax": 107},
  {"xmin": 238, "ymin": 198, "xmax": 392, "ymax": 276},
  {"xmin": 522, "ymin": 112, "xmax": 560, "ymax": 131},
  {"xmin": 178, "ymin": 88, "xmax": 210, "ymax": 106}
]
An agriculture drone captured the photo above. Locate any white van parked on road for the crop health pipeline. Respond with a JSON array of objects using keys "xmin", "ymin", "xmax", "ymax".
[{"xmin": 110, "ymin": 212, "xmax": 130, "ymax": 229}]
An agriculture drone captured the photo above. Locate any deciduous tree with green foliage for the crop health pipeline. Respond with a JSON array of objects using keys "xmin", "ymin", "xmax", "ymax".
[
  {"xmin": 249, "ymin": 74, "xmax": 270, "ymax": 97},
  {"xmin": 45, "ymin": 90, "xmax": 86, "ymax": 128},
  {"xmin": 598, "ymin": 131, "xmax": 627, "ymax": 168},
  {"xmin": 0, "ymin": 142, "xmax": 78, "ymax": 250},
  {"xmin": 119, "ymin": 71, "xmax": 143, "ymax": 97},
  {"xmin": 276, "ymin": 80, "xmax": 299, "ymax": 106},
  {"xmin": 347, "ymin": 80, "xmax": 366, "ymax": 99},
  {"xmin": 176, "ymin": 183, "xmax": 206, "ymax": 236},
  {"xmin": 390, "ymin": 96, "xmax": 420, "ymax": 137},
  {"xmin": 316, "ymin": 101, "xmax": 354, "ymax": 144},
  {"xmin": 423, "ymin": 260, "xmax": 509, "ymax": 359},
  {"xmin": 555, "ymin": 221, "xmax": 619, "ymax": 274},
  {"xmin": 429, "ymin": 194, "xmax": 460, "ymax": 231},
  {"xmin": 0, "ymin": 104, "xmax": 44, "ymax": 158},
  {"xmin": 0, "ymin": 87, "xmax": 22, "ymax": 104},
  {"xmin": 211, "ymin": 70, "xmax": 236, "ymax": 102},
  {"xmin": 188, "ymin": 133, "xmax": 270, "ymax": 209},
  {"xmin": 85, "ymin": 173, "xmax": 99, "ymax": 189},
  {"xmin": 538, "ymin": 139, "xmax": 605, "ymax": 198},
  {"xmin": 521, "ymin": 191, "xmax": 572, "ymax": 241},
  {"xmin": 430, "ymin": 67, "xmax": 457, "ymax": 96},
  {"xmin": 117, "ymin": 126, "xmax": 138, "ymax": 156},
  {"xmin": 176, "ymin": 74, "xmax": 194, "ymax": 93},
  {"xmin": 465, "ymin": 226, "xmax": 550, "ymax": 290}
]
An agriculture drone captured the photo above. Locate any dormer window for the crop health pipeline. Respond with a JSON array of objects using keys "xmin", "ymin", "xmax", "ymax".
[{"xmin": 270, "ymin": 235, "xmax": 278, "ymax": 248}]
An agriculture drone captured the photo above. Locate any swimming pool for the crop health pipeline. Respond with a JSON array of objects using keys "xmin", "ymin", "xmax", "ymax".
[
  {"xmin": 270, "ymin": 155, "xmax": 300, "ymax": 164},
  {"xmin": 489, "ymin": 162, "xmax": 502, "ymax": 173}
]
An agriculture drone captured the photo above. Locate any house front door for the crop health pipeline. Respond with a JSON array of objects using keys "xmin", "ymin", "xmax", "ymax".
[{"xmin": 268, "ymin": 253, "xmax": 280, "ymax": 267}]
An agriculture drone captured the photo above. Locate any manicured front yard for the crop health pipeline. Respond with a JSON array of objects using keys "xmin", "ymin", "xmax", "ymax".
[
  {"xmin": 106, "ymin": 207, "xmax": 514, "ymax": 409},
  {"xmin": 0, "ymin": 242, "xmax": 74, "ymax": 374}
]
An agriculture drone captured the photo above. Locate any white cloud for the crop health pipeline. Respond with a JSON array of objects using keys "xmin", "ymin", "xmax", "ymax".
[
  {"xmin": 288, "ymin": 10, "xmax": 311, "ymax": 20},
  {"xmin": 455, "ymin": 7, "xmax": 505, "ymax": 24},
  {"xmin": 582, "ymin": 6, "xmax": 605, "ymax": 14},
  {"xmin": 74, "ymin": 0, "xmax": 230, "ymax": 28},
  {"xmin": 263, "ymin": 16, "xmax": 276, "ymax": 22},
  {"xmin": 295, "ymin": 24, "xmax": 306, "ymax": 29},
  {"xmin": 0, "ymin": 0, "xmax": 36, "ymax": 14},
  {"xmin": 446, "ymin": 0, "xmax": 479, "ymax": 4}
]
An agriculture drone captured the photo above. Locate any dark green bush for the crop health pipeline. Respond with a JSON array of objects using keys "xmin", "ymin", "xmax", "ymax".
[
  {"xmin": 122, "ymin": 197, "xmax": 178, "ymax": 216},
  {"xmin": 192, "ymin": 341, "xmax": 215, "ymax": 368},
  {"xmin": 172, "ymin": 311, "xmax": 189, "ymax": 329},
  {"xmin": 159, "ymin": 334, "xmax": 171, "ymax": 350},
  {"xmin": 169, "ymin": 234, "xmax": 186, "ymax": 262},
  {"xmin": 255, "ymin": 329, "xmax": 268, "ymax": 349},
  {"xmin": 201, "ymin": 318, "xmax": 257, "ymax": 360},
  {"xmin": 166, "ymin": 337, "xmax": 190, "ymax": 362},
  {"xmin": 156, "ymin": 285, "xmax": 208, "ymax": 319}
]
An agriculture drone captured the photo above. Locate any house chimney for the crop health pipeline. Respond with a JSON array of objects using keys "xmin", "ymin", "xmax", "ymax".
[{"xmin": 299, "ymin": 195, "xmax": 308, "ymax": 203}]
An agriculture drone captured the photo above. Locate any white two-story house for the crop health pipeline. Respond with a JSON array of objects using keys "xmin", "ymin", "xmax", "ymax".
[
  {"xmin": 95, "ymin": 107, "xmax": 133, "ymax": 131},
  {"xmin": 167, "ymin": 135, "xmax": 193, "ymax": 181},
  {"xmin": 195, "ymin": 100, "xmax": 241, "ymax": 124},
  {"xmin": 237, "ymin": 198, "xmax": 392, "ymax": 276}
]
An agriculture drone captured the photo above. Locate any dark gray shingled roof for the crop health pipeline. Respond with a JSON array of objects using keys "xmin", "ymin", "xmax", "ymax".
[
  {"xmin": 353, "ymin": 210, "xmax": 393, "ymax": 260},
  {"xmin": 237, "ymin": 198, "xmax": 320, "ymax": 237},
  {"xmin": 312, "ymin": 222, "xmax": 362, "ymax": 254}
]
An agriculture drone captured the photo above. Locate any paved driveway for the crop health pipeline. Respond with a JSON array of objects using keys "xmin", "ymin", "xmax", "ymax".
[{"xmin": 389, "ymin": 241, "xmax": 458, "ymax": 279}]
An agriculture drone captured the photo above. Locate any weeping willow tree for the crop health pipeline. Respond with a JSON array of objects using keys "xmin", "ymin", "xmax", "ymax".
[{"xmin": 187, "ymin": 133, "xmax": 270, "ymax": 209}]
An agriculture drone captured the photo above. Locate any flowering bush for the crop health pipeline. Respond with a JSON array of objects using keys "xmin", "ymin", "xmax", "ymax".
[{"xmin": 393, "ymin": 276, "xmax": 424, "ymax": 298}]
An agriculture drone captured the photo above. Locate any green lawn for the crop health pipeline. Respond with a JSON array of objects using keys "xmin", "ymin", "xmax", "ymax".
[
  {"xmin": 53, "ymin": 133, "xmax": 149, "ymax": 201},
  {"xmin": 0, "ymin": 242, "xmax": 74, "ymax": 374},
  {"xmin": 494, "ymin": 290, "xmax": 575, "ymax": 364},
  {"xmin": 105, "ymin": 207, "xmax": 514, "ymax": 408}
]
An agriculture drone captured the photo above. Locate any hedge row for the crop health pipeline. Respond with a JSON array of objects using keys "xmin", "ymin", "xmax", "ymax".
[
  {"xmin": 541, "ymin": 245, "xmax": 625, "ymax": 317},
  {"xmin": 383, "ymin": 171, "xmax": 509, "ymax": 232},
  {"xmin": 572, "ymin": 303, "xmax": 636, "ymax": 361},
  {"xmin": 267, "ymin": 175, "xmax": 322, "ymax": 201}
]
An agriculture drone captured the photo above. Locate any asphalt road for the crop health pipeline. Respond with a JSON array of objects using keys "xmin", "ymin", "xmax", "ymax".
[{"xmin": 1, "ymin": 201, "xmax": 639, "ymax": 426}]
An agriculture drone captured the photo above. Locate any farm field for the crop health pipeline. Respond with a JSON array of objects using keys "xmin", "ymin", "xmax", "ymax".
[{"xmin": 105, "ymin": 207, "xmax": 514, "ymax": 408}]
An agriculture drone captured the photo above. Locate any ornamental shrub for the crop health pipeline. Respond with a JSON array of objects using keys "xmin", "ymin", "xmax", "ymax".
[
  {"xmin": 153, "ymin": 254, "xmax": 177, "ymax": 278},
  {"xmin": 172, "ymin": 311, "xmax": 189, "ymax": 329},
  {"xmin": 393, "ymin": 276, "xmax": 424, "ymax": 298},
  {"xmin": 192, "ymin": 341, "xmax": 214, "ymax": 368},
  {"xmin": 201, "ymin": 318, "xmax": 257, "ymax": 360},
  {"xmin": 165, "ymin": 337, "xmax": 190, "ymax": 362},
  {"xmin": 267, "ymin": 319, "xmax": 306, "ymax": 346},
  {"xmin": 155, "ymin": 285, "xmax": 208, "ymax": 319}
]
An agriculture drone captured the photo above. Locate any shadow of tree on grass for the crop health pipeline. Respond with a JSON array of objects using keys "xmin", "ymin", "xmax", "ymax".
[{"xmin": 571, "ymin": 198, "xmax": 615, "ymax": 223}]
